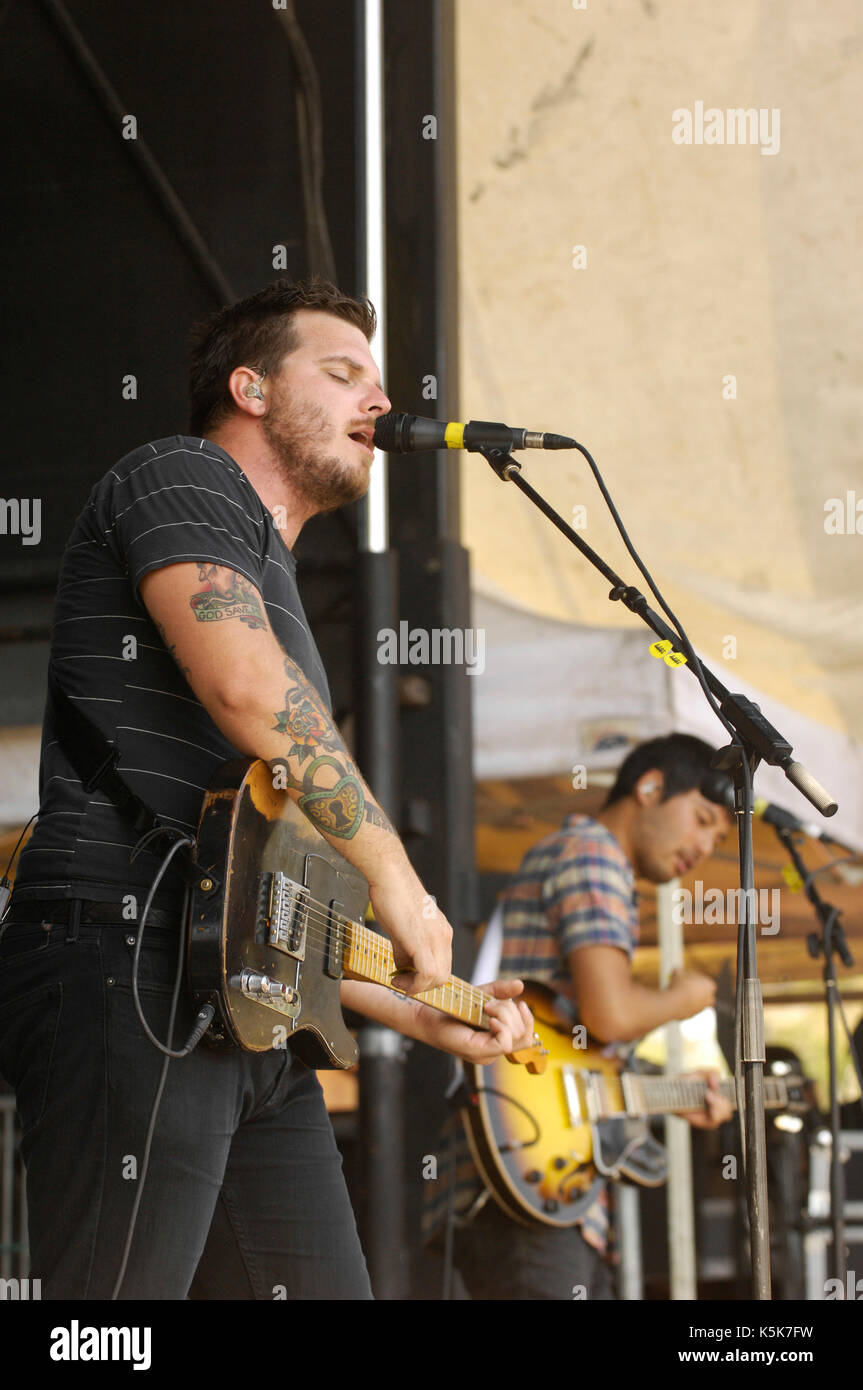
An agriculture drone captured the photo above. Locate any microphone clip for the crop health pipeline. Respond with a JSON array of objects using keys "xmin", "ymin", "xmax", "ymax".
[{"xmin": 477, "ymin": 445, "xmax": 521, "ymax": 482}]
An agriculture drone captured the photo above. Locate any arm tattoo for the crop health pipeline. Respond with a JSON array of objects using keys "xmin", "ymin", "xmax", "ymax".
[
  {"xmin": 273, "ymin": 656, "xmax": 397, "ymax": 842},
  {"xmin": 188, "ymin": 564, "xmax": 267, "ymax": 629}
]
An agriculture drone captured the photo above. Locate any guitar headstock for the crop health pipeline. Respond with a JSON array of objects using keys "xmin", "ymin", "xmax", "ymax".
[{"xmin": 505, "ymin": 1038, "xmax": 549, "ymax": 1075}]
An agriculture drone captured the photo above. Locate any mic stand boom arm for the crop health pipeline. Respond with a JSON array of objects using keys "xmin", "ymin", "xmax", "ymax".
[
  {"xmin": 479, "ymin": 445, "xmax": 839, "ymax": 1300},
  {"xmin": 478, "ymin": 447, "xmax": 837, "ymax": 811}
]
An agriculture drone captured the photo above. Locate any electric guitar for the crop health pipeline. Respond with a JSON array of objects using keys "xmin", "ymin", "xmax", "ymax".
[
  {"xmin": 462, "ymin": 981, "xmax": 806, "ymax": 1227},
  {"xmin": 185, "ymin": 759, "xmax": 547, "ymax": 1071}
]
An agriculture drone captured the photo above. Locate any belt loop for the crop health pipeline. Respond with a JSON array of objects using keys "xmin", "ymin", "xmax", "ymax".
[{"xmin": 65, "ymin": 899, "xmax": 82, "ymax": 944}]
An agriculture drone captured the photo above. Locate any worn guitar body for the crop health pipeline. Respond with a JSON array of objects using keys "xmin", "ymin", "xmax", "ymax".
[
  {"xmin": 187, "ymin": 759, "xmax": 366, "ymax": 1068},
  {"xmin": 186, "ymin": 760, "xmax": 549, "ymax": 1075}
]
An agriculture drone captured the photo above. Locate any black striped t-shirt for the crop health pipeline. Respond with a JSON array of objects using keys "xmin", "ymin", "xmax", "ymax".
[{"xmin": 14, "ymin": 436, "xmax": 331, "ymax": 915}]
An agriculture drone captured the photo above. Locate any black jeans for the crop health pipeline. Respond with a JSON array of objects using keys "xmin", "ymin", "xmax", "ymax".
[
  {"xmin": 453, "ymin": 1197, "xmax": 616, "ymax": 1300},
  {"xmin": 0, "ymin": 913, "xmax": 372, "ymax": 1300}
]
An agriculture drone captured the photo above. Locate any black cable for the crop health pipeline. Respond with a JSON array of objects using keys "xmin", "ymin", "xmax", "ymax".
[
  {"xmin": 129, "ymin": 832, "xmax": 214, "ymax": 1060},
  {"xmin": 469, "ymin": 1085, "xmax": 542, "ymax": 1151},
  {"xmin": 0, "ymin": 811, "xmax": 38, "ymax": 927},
  {"xmin": 111, "ymin": 878, "xmax": 187, "ymax": 1301},
  {"xmin": 803, "ymin": 853, "xmax": 863, "ymax": 889},
  {"xmin": 110, "ymin": 1009, "xmax": 177, "ymax": 1300},
  {"xmin": 1, "ymin": 812, "xmax": 38, "ymax": 877},
  {"xmin": 572, "ymin": 437, "xmax": 757, "ymax": 1162},
  {"xmin": 573, "ymin": 439, "xmax": 739, "ymax": 746},
  {"xmin": 111, "ymin": 834, "xmax": 214, "ymax": 1299}
]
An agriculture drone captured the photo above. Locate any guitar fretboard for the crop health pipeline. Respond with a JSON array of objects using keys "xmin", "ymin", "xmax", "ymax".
[
  {"xmin": 620, "ymin": 1074, "xmax": 789, "ymax": 1117},
  {"xmin": 343, "ymin": 918, "xmax": 492, "ymax": 1030}
]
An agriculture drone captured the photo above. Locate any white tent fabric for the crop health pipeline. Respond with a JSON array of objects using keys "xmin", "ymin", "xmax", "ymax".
[
  {"xmin": 455, "ymin": 0, "xmax": 863, "ymax": 765},
  {"xmin": 472, "ymin": 590, "xmax": 863, "ymax": 852}
]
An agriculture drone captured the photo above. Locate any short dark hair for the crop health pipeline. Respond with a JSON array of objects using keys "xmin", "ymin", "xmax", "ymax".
[
  {"xmin": 604, "ymin": 733, "xmax": 730, "ymax": 807},
  {"xmin": 188, "ymin": 276, "xmax": 377, "ymax": 437}
]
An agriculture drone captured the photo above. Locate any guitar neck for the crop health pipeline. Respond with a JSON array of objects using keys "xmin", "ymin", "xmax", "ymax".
[
  {"xmin": 343, "ymin": 919, "xmax": 492, "ymax": 1031},
  {"xmin": 623, "ymin": 1074, "xmax": 789, "ymax": 1117}
]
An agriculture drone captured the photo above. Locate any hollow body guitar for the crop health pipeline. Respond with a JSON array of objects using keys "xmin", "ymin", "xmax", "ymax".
[
  {"xmin": 186, "ymin": 759, "xmax": 547, "ymax": 1071},
  {"xmin": 463, "ymin": 982, "xmax": 804, "ymax": 1228}
]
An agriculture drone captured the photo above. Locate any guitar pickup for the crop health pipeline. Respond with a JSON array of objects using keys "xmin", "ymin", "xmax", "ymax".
[
  {"xmin": 580, "ymin": 1071, "xmax": 605, "ymax": 1123},
  {"xmin": 561, "ymin": 1065, "xmax": 583, "ymax": 1127},
  {"xmin": 262, "ymin": 871, "xmax": 309, "ymax": 960},
  {"xmin": 324, "ymin": 900, "xmax": 349, "ymax": 980}
]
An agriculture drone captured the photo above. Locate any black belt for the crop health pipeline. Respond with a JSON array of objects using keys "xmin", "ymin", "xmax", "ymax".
[{"xmin": 5, "ymin": 899, "xmax": 181, "ymax": 930}]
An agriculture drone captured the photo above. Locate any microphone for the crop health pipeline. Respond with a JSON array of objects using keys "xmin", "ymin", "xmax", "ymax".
[
  {"xmin": 700, "ymin": 772, "xmax": 845, "ymax": 844},
  {"xmin": 373, "ymin": 413, "xmax": 578, "ymax": 454}
]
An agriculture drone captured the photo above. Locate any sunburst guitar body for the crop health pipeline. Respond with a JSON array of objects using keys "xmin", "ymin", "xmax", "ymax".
[{"xmin": 462, "ymin": 981, "xmax": 803, "ymax": 1228}]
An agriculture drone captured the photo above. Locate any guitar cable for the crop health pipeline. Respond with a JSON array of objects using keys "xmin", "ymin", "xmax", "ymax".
[
  {"xmin": 0, "ymin": 811, "xmax": 39, "ymax": 928},
  {"xmin": 468, "ymin": 1085, "xmax": 542, "ymax": 1152},
  {"xmin": 111, "ymin": 831, "xmax": 214, "ymax": 1300},
  {"xmin": 128, "ymin": 828, "xmax": 214, "ymax": 1060}
]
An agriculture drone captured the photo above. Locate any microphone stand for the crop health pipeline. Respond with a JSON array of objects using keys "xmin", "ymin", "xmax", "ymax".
[
  {"xmin": 774, "ymin": 827, "xmax": 855, "ymax": 1285},
  {"xmin": 476, "ymin": 445, "xmax": 839, "ymax": 1300}
]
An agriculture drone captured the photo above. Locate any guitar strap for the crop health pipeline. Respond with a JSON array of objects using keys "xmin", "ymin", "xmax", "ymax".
[{"xmin": 47, "ymin": 665, "xmax": 205, "ymax": 886}]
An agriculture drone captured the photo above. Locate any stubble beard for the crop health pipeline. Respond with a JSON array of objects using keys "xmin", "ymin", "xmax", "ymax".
[{"xmin": 262, "ymin": 396, "xmax": 371, "ymax": 513}]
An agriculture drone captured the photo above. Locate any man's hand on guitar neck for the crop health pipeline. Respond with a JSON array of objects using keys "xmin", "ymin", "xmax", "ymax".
[{"xmin": 679, "ymin": 1071, "xmax": 735, "ymax": 1129}]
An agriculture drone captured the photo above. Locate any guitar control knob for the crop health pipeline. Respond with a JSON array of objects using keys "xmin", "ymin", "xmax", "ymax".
[
  {"xmin": 543, "ymin": 1198, "xmax": 560, "ymax": 1214},
  {"xmin": 552, "ymin": 1156, "xmax": 568, "ymax": 1170},
  {"xmin": 524, "ymin": 1170, "xmax": 542, "ymax": 1184}
]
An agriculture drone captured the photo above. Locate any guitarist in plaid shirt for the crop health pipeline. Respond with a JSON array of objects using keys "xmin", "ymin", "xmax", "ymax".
[{"xmin": 424, "ymin": 734, "xmax": 735, "ymax": 1300}]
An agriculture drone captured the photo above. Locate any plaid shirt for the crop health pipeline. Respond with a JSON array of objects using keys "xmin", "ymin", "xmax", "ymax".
[{"xmin": 423, "ymin": 814, "xmax": 639, "ymax": 1254}]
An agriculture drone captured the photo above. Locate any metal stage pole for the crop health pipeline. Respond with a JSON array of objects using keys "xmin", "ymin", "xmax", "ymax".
[
  {"xmin": 382, "ymin": 0, "xmax": 474, "ymax": 1298},
  {"xmin": 353, "ymin": 0, "xmax": 410, "ymax": 1301},
  {"xmin": 658, "ymin": 880, "xmax": 698, "ymax": 1300}
]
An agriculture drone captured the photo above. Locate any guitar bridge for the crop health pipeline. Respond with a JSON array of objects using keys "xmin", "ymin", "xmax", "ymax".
[{"xmin": 262, "ymin": 871, "xmax": 309, "ymax": 960}]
